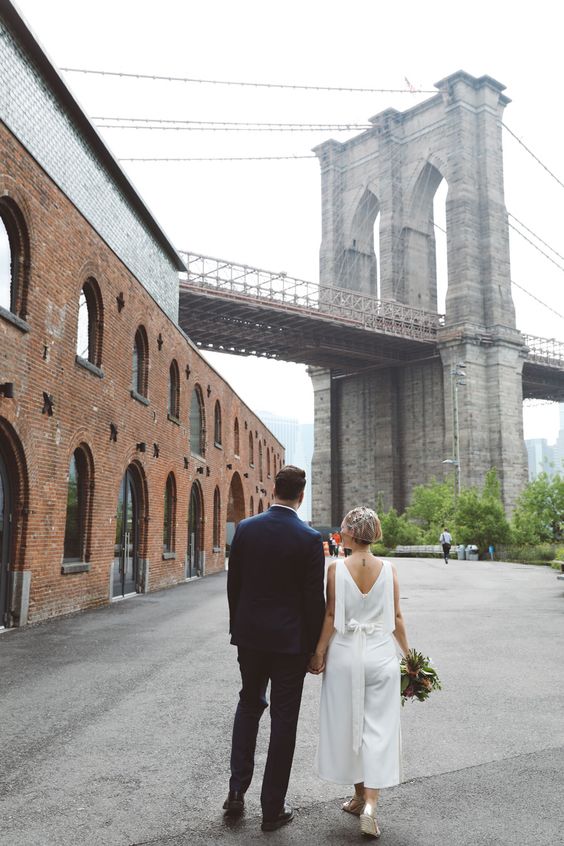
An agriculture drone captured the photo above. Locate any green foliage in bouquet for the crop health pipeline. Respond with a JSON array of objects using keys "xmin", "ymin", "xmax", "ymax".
[{"xmin": 400, "ymin": 649, "xmax": 442, "ymax": 706}]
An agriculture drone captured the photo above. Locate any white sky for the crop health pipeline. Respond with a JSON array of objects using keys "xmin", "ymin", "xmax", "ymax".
[{"xmin": 13, "ymin": 0, "xmax": 564, "ymax": 439}]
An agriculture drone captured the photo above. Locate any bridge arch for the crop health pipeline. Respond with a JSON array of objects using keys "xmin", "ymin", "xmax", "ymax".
[
  {"xmin": 403, "ymin": 159, "xmax": 448, "ymax": 313},
  {"xmin": 339, "ymin": 186, "xmax": 382, "ymax": 298}
]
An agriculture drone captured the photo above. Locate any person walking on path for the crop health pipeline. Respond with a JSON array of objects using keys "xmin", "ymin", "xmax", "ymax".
[
  {"xmin": 309, "ymin": 507, "xmax": 409, "ymax": 839},
  {"xmin": 439, "ymin": 528, "xmax": 452, "ymax": 564},
  {"xmin": 224, "ymin": 465, "xmax": 326, "ymax": 832}
]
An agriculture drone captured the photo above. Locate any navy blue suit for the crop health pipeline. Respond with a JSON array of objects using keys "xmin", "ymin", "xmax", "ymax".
[{"xmin": 227, "ymin": 505, "xmax": 325, "ymax": 817}]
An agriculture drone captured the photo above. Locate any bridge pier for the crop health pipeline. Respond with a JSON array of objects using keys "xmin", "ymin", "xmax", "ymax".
[
  {"xmin": 311, "ymin": 336, "xmax": 527, "ymax": 524},
  {"xmin": 311, "ymin": 357, "xmax": 447, "ymax": 525},
  {"xmin": 438, "ymin": 333, "xmax": 528, "ymax": 511},
  {"xmin": 311, "ymin": 70, "xmax": 529, "ymax": 522}
]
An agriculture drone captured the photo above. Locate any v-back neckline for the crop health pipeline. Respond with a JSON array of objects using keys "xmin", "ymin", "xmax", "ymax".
[{"xmin": 343, "ymin": 559, "xmax": 384, "ymax": 597}]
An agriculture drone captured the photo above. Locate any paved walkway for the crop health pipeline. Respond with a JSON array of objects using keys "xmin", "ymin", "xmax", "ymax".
[{"xmin": 1, "ymin": 558, "xmax": 563, "ymax": 846}]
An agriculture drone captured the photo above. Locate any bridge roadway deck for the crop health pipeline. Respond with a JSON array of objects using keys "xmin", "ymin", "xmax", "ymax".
[
  {"xmin": 0, "ymin": 559, "xmax": 562, "ymax": 845},
  {"xmin": 178, "ymin": 283, "xmax": 564, "ymax": 399},
  {"xmin": 178, "ymin": 283, "xmax": 440, "ymax": 373}
]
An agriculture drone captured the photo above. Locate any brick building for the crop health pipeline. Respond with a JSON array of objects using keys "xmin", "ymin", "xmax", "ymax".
[{"xmin": 0, "ymin": 3, "xmax": 283, "ymax": 627}]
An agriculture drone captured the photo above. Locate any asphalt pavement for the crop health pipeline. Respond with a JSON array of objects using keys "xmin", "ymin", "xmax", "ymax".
[{"xmin": 1, "ymin": 557, "xmax": 563, "ymax": 846}]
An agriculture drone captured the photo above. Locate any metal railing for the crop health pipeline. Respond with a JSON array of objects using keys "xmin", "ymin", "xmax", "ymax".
[
  {"xmin": 178, "ymin": 251, "xmax": 443, "ymax": 342},
  {"xmin": 523, "ymin": 334, "xmax": 564, "ymax": 367}
]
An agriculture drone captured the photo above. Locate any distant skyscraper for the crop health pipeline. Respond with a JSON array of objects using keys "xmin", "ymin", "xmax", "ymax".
[
  {"xmin": 525, "ymin": 438, "xmax": 554, "ymax": 480},
  {"xmin": 259, "ymin": 411, "xmax": 313, "ymax": 522},
  {"xmin": 552, "ymin": 403, "xmax": 564, "ymax": 475}
]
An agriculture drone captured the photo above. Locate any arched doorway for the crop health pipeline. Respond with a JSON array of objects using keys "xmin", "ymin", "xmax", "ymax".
[
  {"xmin": 0, "ymin": 420, "xmax": 28, "ymax": 627},
  {"xmin": 113, "ymin": 465, "xmax": 143, "ymax": 598},
  {"xmin": 0, "ymin": 452, "xmax": 11, "ymax": 626},
  {"xmin": 187, "ymin": 481, "xmax": 204, "ymax": 578},
  {"xmin": 226, "ymin": 472, "xmax": 245, "ymax": 554}
]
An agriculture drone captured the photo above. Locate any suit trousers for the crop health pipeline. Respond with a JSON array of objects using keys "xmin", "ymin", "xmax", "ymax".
[{"xmin": 229, "ymin": 646, "xmax": 309, "ymax": 818}]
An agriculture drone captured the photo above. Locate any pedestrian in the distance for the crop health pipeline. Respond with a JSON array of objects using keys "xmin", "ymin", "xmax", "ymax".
[
  {"xmin": 224, "ymin": 465, "xmax": 326, "ymax": 832},
  {"xmin": 334, "ymin": 530, "xmax": 342, "ymax": 557},
  {"xmin": 439, "ymin": 527, "xmax": 452, "ymax": 564}
]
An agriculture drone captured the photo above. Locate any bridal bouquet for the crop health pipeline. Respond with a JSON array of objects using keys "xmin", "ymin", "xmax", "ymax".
[{"xmin": 400, "ymin": 649, "xmax": 442, "ymax": 705}]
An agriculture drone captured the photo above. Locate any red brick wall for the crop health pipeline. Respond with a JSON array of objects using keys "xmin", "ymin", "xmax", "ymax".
[{"xmin": 0, "ymin": 124, "xmax": 284, "ymax": 624}]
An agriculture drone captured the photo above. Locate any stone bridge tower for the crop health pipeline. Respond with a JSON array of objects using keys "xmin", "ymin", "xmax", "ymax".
[{"xmin": 311, "ymin": 71, "xmax": 528, "ymax": 525}]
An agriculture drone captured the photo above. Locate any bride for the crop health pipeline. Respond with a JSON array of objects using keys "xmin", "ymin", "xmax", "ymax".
[{"xmin": 309, "ymin": 507, "xmax": 409, "ymax": 839}]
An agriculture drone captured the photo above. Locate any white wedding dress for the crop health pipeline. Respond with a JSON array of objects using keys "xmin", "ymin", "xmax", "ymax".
[{"xmin": 316, "ymin": 559, "xmax": 402, "ymax": 788}]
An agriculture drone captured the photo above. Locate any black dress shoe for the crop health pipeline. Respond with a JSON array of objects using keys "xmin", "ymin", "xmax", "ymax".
[
  {"xmin": 261, "ymin": 803, "xmax": 294, "ymax": 832},
  {"xmin": 223, "ymin": 790, "xmax": 245, "ymax": 815}
]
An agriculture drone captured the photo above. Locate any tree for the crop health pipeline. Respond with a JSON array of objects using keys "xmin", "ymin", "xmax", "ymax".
[
  {"xmin": 511, "ymin": 472, "xmax": 564, "ymax": 544},
  {"xmin": 405, "ymin": 478, "xmax": 454, "ymax": 543},
  {"xmin": 454, "ymin": 468, "xmax": 511, "ymax": 555},
  {"xmin": 379, "ymin": 508, "xmax": 422, "ymax": 549}
]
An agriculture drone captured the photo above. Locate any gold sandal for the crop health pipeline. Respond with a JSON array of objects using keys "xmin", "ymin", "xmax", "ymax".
[
  {"xmin": 342, "ymin": 793, "xmax": 365, "ymax": 816},
  {"xmin": 359, "ymin": 802, "xmax": 381, "ymax": 838}
]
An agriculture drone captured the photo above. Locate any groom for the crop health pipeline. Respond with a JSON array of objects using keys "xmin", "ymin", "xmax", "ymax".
[{"xmin": 224, "ymin": 465, "xmax": 325, "ymax": 831}]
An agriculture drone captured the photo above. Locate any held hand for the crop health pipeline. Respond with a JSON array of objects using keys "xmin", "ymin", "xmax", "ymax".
[{"xmin": 308, "ymin": 652, "xmax": 326, "ymax": 674}]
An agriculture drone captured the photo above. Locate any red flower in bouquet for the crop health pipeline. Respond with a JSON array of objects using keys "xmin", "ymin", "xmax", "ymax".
[{"xmin": 400, "ymin": 649, "xmax": 442, "ymax": 706}]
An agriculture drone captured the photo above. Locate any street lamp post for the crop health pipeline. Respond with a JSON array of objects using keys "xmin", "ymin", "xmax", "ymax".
[
  {"xmin": 444, "ymin": 362, "xmax": 466, "ymax": 499},
  {"xmin": 442, "ymin": 458, "xmax": 460, "ymax": 499}
]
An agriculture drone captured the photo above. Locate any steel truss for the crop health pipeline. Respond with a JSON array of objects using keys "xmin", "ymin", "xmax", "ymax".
[
  {"xmin": 179, "ymin": 252, "xmax": 443, "ymax": 343},
  {"xmin": 523, "ymin": 334, "xmax": 564, "ymax": 368},
  {"xmin": 177, "ymin": 253, "xmax": 564, "ymax": 390}
]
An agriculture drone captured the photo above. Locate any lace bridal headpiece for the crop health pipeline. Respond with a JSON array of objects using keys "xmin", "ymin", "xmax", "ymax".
[{"xmin": 342, "ymin": 506, "xmax": 381, "ymax": 544}]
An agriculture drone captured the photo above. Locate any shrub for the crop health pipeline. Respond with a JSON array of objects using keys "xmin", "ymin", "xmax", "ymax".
[
  {"xmin": 511, "ymin": 472, "xmax": 564, "ymax": 544},
  {"xmin": 495, "ymin": 544, "xmax": 556, "ymax": 564}
]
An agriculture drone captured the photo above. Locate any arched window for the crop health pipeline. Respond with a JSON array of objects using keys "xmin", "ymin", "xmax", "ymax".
[
  {"xmin": 249, "ymin": 495, "xmax": 254, "ymax": 516},
  {"xmin": 168, "ymin": 359, "xmax": 180, "ymax": 419},
  {"xmin": 63, "ymin": 447, "xmax": 91, "ymax": 562},
  {"xmin": 214, "ymin": 401, "xmax": 222, "ymax": 446},
  {"xmin": 190, "ymin": 386, "xmax": 205, "ymax": 456},
  {"xmin": 234, "ymin": 417, "xmax": 240, "ymax": 456},
  {"xmin": 132, "ymin": 326, "xmax": 149, "ymax": 398},
  {"xmin": 273, "ymin": 453, "xmax": 277, "ymax": 476},
  {"xmin": 76, "ymin": 277, "xmax": 103, "ymax": 367},
  {"xmin": 258, "ymin": 499, "xmax": 264, "ymax": 514},
  {"xmin": 213, "ymin": 486, "xmax": 221, "ymax": 548},
  {"xmin": 267, "ymin": 447, "xmax": 271, "ymax": 478},
  {"xmin": 249, "ymin": 431, "xmax": 254, "ymax": 467},
  {"xmin": 163, "ymin": 472, "xmax": 176, "ymax": 554},
  {"xmin": 259, "ymin": 441, "xmax": 263, "ymax": 482},
  {"xmin": 0, "ymin": 197, "xmax": 29, "ymax": 319}
]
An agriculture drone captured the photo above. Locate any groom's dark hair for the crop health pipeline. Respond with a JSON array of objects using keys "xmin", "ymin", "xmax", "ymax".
[{"xmin": 274, "ymin": 465, "xmax": 306, "ymax": 501}]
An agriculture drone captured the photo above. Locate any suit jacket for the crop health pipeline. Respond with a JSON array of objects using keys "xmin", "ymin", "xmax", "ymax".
[{"xmin": 227, "ymin": 505, "xmax": 326, "ymax": 654}]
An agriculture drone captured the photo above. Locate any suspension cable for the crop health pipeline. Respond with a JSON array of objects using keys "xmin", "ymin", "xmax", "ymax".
[
  {"xmin": 95, "ymin": 119, "xmax": 373, "ymax": 132},
  {"xmin": 503, "ymin": 123, "xmax": 564, "ymax": 191},
  {"xmin": 508, "ymin": 213, "xmax": 564, "ymax": 263},
  {"xmin": 60, "ymin": 66, "xmax": 435, "ymax": 94},
  {"xmin": 120, "ymin": 154, "xmax": 316, "ymax": 162}
]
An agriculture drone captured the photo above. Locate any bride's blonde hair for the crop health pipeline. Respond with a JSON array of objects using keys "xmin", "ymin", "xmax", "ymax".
[{"xmin": 342, "ymin": 506, "xmax": 382, "ymax": 545}]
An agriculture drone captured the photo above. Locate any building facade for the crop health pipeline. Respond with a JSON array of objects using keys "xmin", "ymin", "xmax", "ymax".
[
  {"xmin": 258, "ymin": 412, "xmax": 314, "ymax": 522},
  {"xmin": 525, "ymin": 439, "xmax": 554, "ymax": 480},
  {"xmin": 0, "ymin": 4, "xmax": 282, "ymax": 627},
  {"xmin": 525, "ymin": 404, "xmax": 564, "ymax": 479}
]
